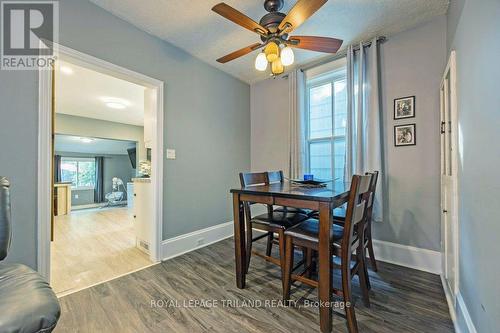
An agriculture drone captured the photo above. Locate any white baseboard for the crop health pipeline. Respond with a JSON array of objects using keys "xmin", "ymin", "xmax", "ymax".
[
  {"xmin": 456, "ymin": 292, "xmax": 478, "ymax": 333},
  {"xmin": 161, "ymin": 224, "xmax": 441, "ymax": 275},
  {"xmin": 441, "ymin": 275, "xmax": 459, "ymax": 332},
  {"xmin": 440, "ymin": 275, "xmax": 478, "ymax": 333},
  {"xmin": 372, "ymin": 239, "xmax": 442, "ymax": 274},
  {"xmin": 161, "ymin": 221, "xmax": 233, "ymax": 261}
]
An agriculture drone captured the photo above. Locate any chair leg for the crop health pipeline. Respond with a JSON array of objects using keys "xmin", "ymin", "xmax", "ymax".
[
  {"xmin": 278, "ymin": 230, "xmax": 286, "ymax": 281},
  {"xmin": 311, "ymin": 250, "xmax": 317, "ymax": 274},
  {"xmin": 282, "ymin": 235, "xmax": 294, "ymax": 302},
  {"xmin": 367, "ymin": 238, "xmax": 378, "ymax": 272},
  {"xmin": 363, "ymin": 247, "xmax": 372, "ymax": 291},
  {"xmin": 265, "ymin": 232, "xmax": 274, "ymax": 256},
  {"xmin": 304, "ymin": 247, "xmax": 313, "ymax": 278},
  {"xmin": 357, "ymin": 247, "xmax": 371, "ymax": 307},
  {"xmin": 245, "ymin": 222, "xmax": 253, "ymax": 274},
  {"xmin": 342, "ymin": 259, "xmax": 359, "ymax": 333}
]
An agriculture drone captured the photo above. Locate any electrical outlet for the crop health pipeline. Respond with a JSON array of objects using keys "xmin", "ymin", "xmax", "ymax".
[
  {"xmin": 74, "ymin": 194, "xmax": 79, "ymax": 199},
  {"xmin": 166, "ymin": 149, "xmax": 176, "ymax": 160},
  {"xmin": 196, "ymin": 238, "xmax": 205, "ymax": 246}
]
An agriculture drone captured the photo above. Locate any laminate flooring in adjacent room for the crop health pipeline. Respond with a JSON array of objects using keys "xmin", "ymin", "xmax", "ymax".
[
  {"xmin": 56, "ymin": 238, "xmax": 454, "ymax": 332},
  {"xmin": 51, "ymin": 207, "xmax": 151, "ymax": 296}
]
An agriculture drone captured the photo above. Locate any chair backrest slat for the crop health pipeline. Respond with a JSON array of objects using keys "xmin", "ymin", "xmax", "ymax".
[
  {"xmin": 239, "ymin": 172, "xmax": 268, "ymax": 187},
  {"xmin": 342, "ymin": 174, "xmax": 372, "ymax": 252},
  {"xmin": 352, "ymin": 201, "xmax": 367, "ymax": 226},
  {"xmin": 365, "ymin": 171, "xmax": 379, "ymax": 210},
  {"xmin": 358, "ymin": 174, "xmax": 372, "ymax": 194},
  {"xmin": 267, "ymin": 171, "xmax": 284, "ymax": 184}
]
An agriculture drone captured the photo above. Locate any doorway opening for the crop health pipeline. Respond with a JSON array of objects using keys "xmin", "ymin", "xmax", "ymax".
[{"xmin": 38, "ymin": 45, "xmax": 164, "ymax": 296}]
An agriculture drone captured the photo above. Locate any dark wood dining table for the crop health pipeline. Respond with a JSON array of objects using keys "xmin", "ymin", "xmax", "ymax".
[{"xmin": 230, "ymin": 181, "xmax": 350, "ymax": 333}]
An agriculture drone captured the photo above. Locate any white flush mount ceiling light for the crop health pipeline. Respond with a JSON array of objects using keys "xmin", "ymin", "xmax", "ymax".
[
  {"xmin": 105, "ymin": 102, "xmax": 127, "ymax": 109},
  {"xmin": 59, "ymin": 65, "xmax": 74, "ymax": 75},
  {"xmin": 80, "ymin": 137, "xmax": 95, "ymax": 143},
  {"xmin": 100, "ymin": 97, "xmax": 131, "ymax": 110}
]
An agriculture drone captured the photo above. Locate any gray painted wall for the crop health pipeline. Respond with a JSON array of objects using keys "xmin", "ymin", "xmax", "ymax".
[
  {"xmin": 447, "ymin": 1, "xmax": 500, "ymax": 332},
  {"xmin": 250, "ymin": 16, "xmax": 447, "ymax": 251},
  {"xmin": 55, "ymin": 152, "xmax": 135, "ymax": 207},
  {"xmin": 0, "ymin": 0, "xmax": 250, "ymax": 268},
  {"xmin": 251, "ymin": 78, "xmax": 290, "ymax": 173},
  {"xmin": 373, "ymin": 16, "xmax": 446, "ymax": 251}
]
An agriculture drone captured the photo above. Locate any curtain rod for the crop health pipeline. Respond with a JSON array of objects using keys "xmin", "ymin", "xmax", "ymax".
[{"xmin": 297, "ymin": 36, "xmax": 387, "ymax": 73}]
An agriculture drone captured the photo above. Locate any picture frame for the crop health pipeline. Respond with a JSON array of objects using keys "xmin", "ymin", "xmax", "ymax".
[
  {"xmin": 394, "ymin": 96, "xmax": 415, "ymax": 120},
  {"xmin": 394, "ymin": 124, "xmax": 416, "ymax": 147}
]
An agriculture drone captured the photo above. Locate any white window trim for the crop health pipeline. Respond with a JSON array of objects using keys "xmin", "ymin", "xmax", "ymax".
[{"xmin": 305, "ymin": 68, "xmax": 347, "ymax": 181}]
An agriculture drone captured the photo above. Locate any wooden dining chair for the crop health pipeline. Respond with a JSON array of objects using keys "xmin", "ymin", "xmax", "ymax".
[
  {"xmin": 332, "ymin": 171, "xmax": 379, "ymax": 286},
  {"xmin": 311, "ymin": 171, "xmax": 379, "ymax": 283},
  {"xmin": 282, "ymin": 174, "xmax": 373, "ymax": 333},
  {"xmin": 239, "ymin": 172, "xmax": 309, "ymax": 278}
]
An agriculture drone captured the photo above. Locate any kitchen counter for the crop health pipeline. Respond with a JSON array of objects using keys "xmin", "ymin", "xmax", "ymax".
[{"xmin": 132, "ymin": 178, "xmax": 151, "ymax": 183}]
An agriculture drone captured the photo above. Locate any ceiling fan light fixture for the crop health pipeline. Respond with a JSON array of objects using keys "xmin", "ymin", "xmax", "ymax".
[
  {"xmin": 271, "ymin": 58, "xmax": 284, "ymax": 75},
  {"xmin": 265, "ymin": 42, "xmax": 279, "ymax": 62},
  {"xmin": 255, "ymin": 52, "xmax": 268, "ymax": 71},
  {"xmin": 280, "ymin": 46, "xmax": 294, "ymax": 66}
]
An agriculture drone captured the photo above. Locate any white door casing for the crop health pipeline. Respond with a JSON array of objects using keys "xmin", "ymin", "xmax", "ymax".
[
  {"xmin": 440, "ymin": 50, "xmax": 459, "ymax": 306},
  {"xmin": 38, "ymin": 44, "xmax": 164, "ymax": 281}
]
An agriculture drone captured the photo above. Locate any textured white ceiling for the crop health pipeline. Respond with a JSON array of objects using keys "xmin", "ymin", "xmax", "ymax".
[
  {"xmin": 56, "ymin": 60, "xmax": 145, "ymax": 126},
  {"xmin": 89, "ymin": 0, "xmax": 449, "ymax": 84}
]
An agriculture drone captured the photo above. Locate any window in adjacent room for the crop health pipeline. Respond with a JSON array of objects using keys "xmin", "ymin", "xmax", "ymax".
[
  {"xmin": 306, "ymin": 66, "xmax": 347, "ymax": 191},
  {"xmin": 60, "ymin": 157, "xmax": 96, "ymax": 190}
]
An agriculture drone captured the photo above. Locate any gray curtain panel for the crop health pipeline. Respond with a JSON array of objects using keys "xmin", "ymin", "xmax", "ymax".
[
  {"xmin": 345, "ymin": 38, "xmax": 384, "ymax": 222},
  {"xmin": 94, "ymin": 157, "xmax": 104, "ymax": 203},
  {"xmin": 53, "ymin": 155, "xmax": 62, "ymax": 183},
  {"xmin": 288, "ymin": 69, "xmax": 307, "ymax": 179}
]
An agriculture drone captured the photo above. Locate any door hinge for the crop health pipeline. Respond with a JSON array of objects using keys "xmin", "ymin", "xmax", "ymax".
[{"xmin": 440, "ymin": 121, "xmax": 446, "ymax": 134}]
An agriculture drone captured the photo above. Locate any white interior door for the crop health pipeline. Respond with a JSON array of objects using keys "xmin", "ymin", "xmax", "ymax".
[{"xmin": 440, "ymin": 51, "xmax": 459, "ymax": 300}]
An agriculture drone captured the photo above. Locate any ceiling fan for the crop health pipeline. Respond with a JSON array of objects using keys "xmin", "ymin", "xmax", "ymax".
[{"xmin": 212, "ymin": 0, "xmax": 343, "ymax": 75}]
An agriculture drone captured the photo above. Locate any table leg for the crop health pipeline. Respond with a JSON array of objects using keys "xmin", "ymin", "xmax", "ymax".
[
  {"xmin": 318, "ymin": 201, "xmax": 332, "ymax": 333},
  {"xmin": 233, "ymin": 193, "xmax": 246, "ymax": 289}
]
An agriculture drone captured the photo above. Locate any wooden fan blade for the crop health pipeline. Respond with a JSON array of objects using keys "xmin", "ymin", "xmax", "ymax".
[
  {"xmin": 216, "ymin": 43, "xmax": 263, "ymax": 63},
  {"xmin": 278, "ymin": 0, "xmax": 328, "ymax": 33},
  {"xmin": 212, "ymin": 3, "xmax": 268, "ymax": 35},
  {"xmin": 288, "ymin": 36, "xmax": 343, "ymax": 53}
]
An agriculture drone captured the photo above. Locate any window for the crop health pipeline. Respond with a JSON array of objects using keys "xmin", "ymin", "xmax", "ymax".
[
  {"xmin": 60, "ymin": 157, "xmax": 96, "ymax": 190},
  {"xmin": 306, "ymin": 68, "xmax": 347, "ymax": 191}
]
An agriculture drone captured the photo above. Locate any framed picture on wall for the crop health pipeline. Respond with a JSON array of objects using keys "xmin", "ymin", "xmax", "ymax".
[
  {"xmin": 394, "ymin": 96, "xmax": 415, "ymax": 119},
  {"xmin": 394, "ymin": 124, "xmax": 416, "ymax": 146}
]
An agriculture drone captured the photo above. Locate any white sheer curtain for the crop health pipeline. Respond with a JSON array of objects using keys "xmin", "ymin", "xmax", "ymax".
[
  {"xmin": 345, "ymin": 38, "xmax": 384, "ymax": 221},
  {"xmin": 288, "ymin": 69, "xmax": 307, "ymax": 179}
]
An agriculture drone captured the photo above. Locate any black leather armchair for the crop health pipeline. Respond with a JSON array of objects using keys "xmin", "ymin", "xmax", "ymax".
[{"xmin": 0, "ymin": 177, "xmax": 61, "ymax": 332}]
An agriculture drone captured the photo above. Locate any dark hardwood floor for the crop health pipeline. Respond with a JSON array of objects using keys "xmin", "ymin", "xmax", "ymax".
[{"xmin": 56, "ymin": 238, "xmax": 454, "ymax": 332}]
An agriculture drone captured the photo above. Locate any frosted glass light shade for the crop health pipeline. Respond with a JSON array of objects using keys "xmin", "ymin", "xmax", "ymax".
[
  {"xmin": 265, "ymin": 42, "xmax": 279, "ymax": 62},
  {"xmin": 281, "ymin": 46, "xmax": 294, "ymax": 66},
  {"xmin": 255, "ymin": 52, "xmax": 268, "ymax": 71},
  {"xmin": 271, "ymin": 58, "xmax": 284, "ymax": 75}
]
